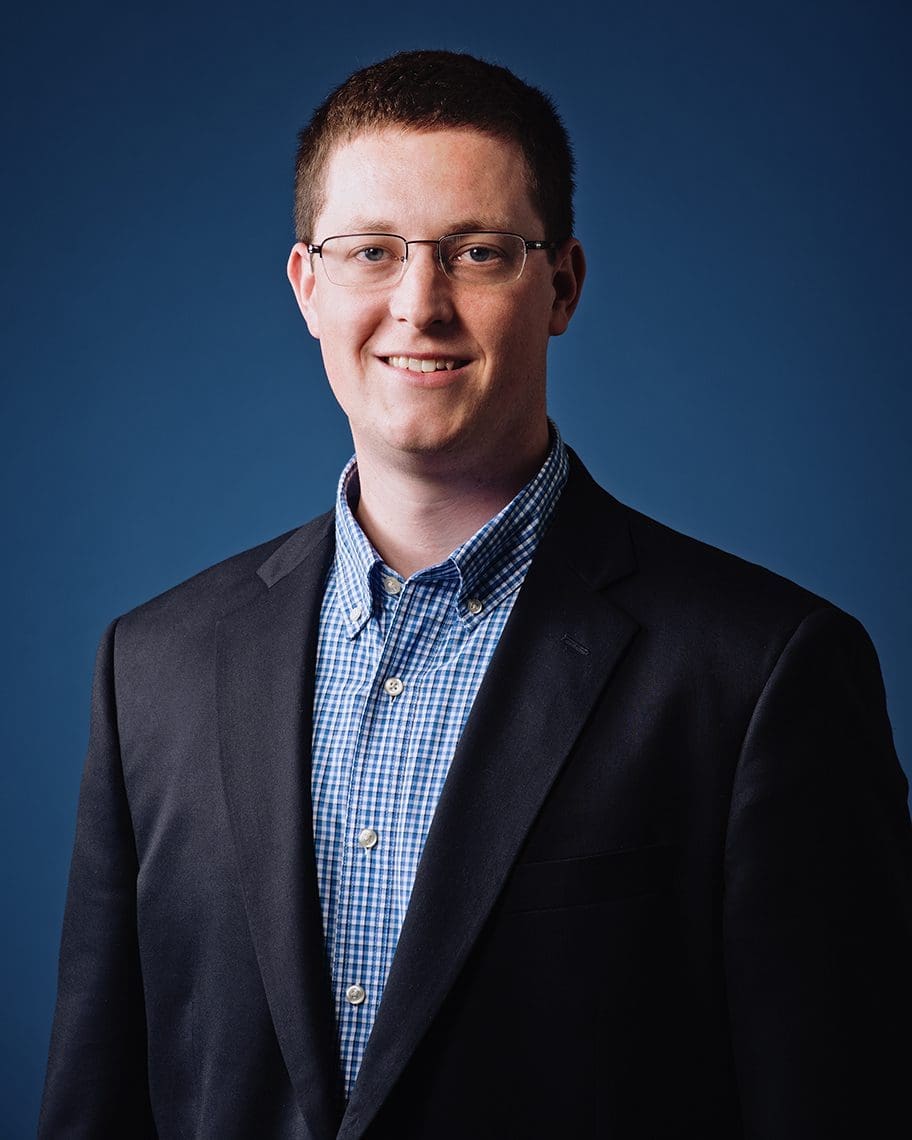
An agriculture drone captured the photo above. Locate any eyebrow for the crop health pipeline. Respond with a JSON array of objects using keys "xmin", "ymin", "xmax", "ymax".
[{"xmin": 336, "ymin": 218, "xmax": 517, "ymax": 236}]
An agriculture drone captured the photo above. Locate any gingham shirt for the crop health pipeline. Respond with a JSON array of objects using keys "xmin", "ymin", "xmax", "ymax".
[{"xmin": 311, "ymin": 427, "xmax": 568, "ymax": 1094}]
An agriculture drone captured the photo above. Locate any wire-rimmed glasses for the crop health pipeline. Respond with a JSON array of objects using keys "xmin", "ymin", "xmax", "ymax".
[{"xmin": 306, "ymin": 232, "xmax": 556, "ymax": 288}]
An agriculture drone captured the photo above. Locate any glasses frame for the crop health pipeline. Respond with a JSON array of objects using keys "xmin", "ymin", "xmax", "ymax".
[{"xmin": 306, "ymin": 231, "xmax": 558, "ymax": 288}]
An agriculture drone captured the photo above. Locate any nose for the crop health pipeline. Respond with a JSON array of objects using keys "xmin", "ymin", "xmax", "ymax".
[{"xmin": 387, "ymin": 242, "xmax": 455, "ymax": 328}]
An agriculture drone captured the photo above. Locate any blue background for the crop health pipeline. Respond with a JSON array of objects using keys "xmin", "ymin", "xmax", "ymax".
[{"xmin": 3, "ymin": 1, "xmax": 909, "ymax": 1132}]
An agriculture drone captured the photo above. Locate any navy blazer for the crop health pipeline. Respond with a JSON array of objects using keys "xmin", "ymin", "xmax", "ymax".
[{"xmin": 40, "ymin": 453, "xmax": 912, "ymax": 1138}]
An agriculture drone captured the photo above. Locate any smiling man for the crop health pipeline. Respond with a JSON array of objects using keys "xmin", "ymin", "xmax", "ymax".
[
  {"xmin": 287, "ymin": 124, "xmax": 581, "ymax": 578},
  {"xmin": 41, "ymin": 50, "xmax": 911, "ymax": 1140}
]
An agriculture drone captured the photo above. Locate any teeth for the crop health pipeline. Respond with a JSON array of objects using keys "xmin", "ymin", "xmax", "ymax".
[{"xmin": 386, "ymin": 355, "xmax": 460, "ymax": 373}]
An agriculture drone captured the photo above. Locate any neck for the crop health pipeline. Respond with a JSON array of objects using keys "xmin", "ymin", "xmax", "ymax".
[{"xmin": 351, "ymin": 433, "xmax": 550, "ymax": 580}]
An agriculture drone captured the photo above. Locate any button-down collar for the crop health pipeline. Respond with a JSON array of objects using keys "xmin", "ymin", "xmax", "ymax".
[{"xmin": 332, "ymin": 423, "xmax": 569, "ymax": 636}]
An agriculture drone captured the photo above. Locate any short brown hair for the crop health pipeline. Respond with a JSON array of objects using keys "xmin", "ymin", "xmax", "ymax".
[{"xmin": 293, "ymin": 50, "xmax": 576, "ymax": 244}]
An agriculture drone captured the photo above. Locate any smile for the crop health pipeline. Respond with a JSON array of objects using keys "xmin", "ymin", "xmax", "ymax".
[{"xmin": 384, "ymin": 356, "xmax": 467, "ymax": 373}]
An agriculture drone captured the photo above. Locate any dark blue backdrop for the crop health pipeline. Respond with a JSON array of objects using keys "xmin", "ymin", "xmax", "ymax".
[{"xmin": 3, "ymin": 2, "xmax": 909, "ymax": 1133}]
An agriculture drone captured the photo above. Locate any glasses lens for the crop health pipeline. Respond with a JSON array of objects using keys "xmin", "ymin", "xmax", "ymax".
[
  {"xmin": 439, "ymin": 233, "xmax": 526, "ymax": 284},
  {"xmin": 320, "ymin": 235, "xmax": 407, "ymax": 286}
]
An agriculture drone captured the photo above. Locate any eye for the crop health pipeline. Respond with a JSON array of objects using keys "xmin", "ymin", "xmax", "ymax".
[
  {"xmin": 351, "ymin": 244, "xmax": 397, "ymax": 264},
  {"xmin": 451, "ymin": 242, "xmax": 506, "ymax": 265}
]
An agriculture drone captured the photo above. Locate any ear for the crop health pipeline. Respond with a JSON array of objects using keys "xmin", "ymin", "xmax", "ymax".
[
  {"xmin": 548, "ymin": 238, "xmax": 586, "ymax": 336},
  {"xmin": 287, "ymin": 242, "xmax": 321, "ymax": 339}
]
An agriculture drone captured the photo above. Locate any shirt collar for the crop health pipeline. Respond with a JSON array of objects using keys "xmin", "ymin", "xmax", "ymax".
[{"xmin": 333, "ymin": 422, "xmax": 568, "ymax": 634}]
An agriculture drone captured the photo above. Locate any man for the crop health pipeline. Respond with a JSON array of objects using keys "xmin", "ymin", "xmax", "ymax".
[{"xmin": 41, "ymin": 50, "xmax": 911, "ymax": 1139}]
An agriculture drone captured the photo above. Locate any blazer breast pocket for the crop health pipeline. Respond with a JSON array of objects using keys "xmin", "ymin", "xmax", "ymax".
[{"xmin": 498, "ymin": 843, "xmax": 678, "ymax": 914}]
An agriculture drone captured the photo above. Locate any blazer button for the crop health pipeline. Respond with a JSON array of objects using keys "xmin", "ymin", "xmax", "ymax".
[{"xmin": 346, "ymin": 984, "xmax": 366, "ymax": 1006}]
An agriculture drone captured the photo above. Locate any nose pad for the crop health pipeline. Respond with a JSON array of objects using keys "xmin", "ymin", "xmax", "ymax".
[{"xmin": 400, "ymin": 240, "xmax": 444, "ymax": 281}]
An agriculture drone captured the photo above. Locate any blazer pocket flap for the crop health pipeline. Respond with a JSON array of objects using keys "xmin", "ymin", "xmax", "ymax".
[{"xmin": 499, "ymin": 843, "xmax": 677, "ymax": 913}]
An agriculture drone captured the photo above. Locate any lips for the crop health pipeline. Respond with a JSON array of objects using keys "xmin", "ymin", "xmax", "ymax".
[{"xmin": 384, "ymin": 355, "xmax": 469, "ymax": 373}]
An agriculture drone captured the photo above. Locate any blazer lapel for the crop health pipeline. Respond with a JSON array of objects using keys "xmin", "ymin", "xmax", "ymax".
[
  {"xmin": 216, "ymin": 514, "xmax": 345, "ymax": 1140},
  {"xmin": 340, "ymin": 457, "xmax": 640, "ymax": 1138}
]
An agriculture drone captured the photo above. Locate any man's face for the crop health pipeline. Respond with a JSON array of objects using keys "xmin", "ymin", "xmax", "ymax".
[{"xmin": 288, "ymin": 127, "xmax": 583, "ymax": 477}]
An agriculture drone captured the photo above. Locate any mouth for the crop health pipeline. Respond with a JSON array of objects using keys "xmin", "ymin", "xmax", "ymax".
[{"xmin": 383, "ymin": 355, "xmax": 470, "ymax": 374}]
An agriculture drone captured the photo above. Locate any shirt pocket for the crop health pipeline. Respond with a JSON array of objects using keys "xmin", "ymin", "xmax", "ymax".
[{"xmin": 498, "ymin": 843, "xmax": 677, "ymax": 914}]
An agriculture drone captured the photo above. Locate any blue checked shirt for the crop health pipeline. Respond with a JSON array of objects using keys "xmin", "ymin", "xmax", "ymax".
[{"xmin": 311, "ymin": 427, "xmax": 568, "ymax": 1093}]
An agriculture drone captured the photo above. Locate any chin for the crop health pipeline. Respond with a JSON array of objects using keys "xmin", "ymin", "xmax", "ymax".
[{"xmin": 371, "ymin": 414, "xmax": 473, "ymax": 463}]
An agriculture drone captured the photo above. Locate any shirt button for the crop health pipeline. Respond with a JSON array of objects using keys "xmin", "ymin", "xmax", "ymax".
[
  {"xmin": 357, "ymin": 827, "xmax": 379, "ymax": 850},
  {"xmin": 349, "ymin": 605, "xmax": 362, "ymax": 622},
  {"xmin": 346, "ymin": 984, "xmax": 366, "ymax": 1006},
  {"xmin": 382, "ymin": 575, "xmax": 402, "ymax": 596},
  {"xmin": 467, "ymin": 597, "xmax": 483, "ymax": 615},
  {"xmin": 384, "ymin": 676, "xmax": 404, "ymax": 697}
]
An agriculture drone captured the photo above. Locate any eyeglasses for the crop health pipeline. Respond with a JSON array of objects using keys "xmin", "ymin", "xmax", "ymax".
[{"xmin": 306, "ymin": 232, "xmax": 557, "ymax": 288}]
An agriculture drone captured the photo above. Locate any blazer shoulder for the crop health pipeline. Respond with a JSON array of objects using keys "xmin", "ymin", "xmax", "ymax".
[
  {"xmin": 629, "ymin": 502, "xmax": 829, "ymax": 612},
  {"xmin": 116, "ymin": 510, "xmax": 334, "ymax": 641},
  {"xmin": 561, "ymin": 453, "xmax": 847, "ymax": 650}
]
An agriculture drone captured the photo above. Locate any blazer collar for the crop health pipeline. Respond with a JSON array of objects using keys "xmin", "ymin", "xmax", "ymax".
[{"xmin": 216, "ymin": 510, "xmax": 346, "ymax": 1140}]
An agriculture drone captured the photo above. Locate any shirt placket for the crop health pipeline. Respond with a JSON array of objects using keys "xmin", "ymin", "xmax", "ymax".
[{"xmin": 332, "ymin": 572, "xmax": 454, "ymax": 1090}]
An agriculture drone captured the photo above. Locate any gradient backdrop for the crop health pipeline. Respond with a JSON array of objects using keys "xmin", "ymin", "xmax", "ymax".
[{"xmin": 3, "ymin": 1, "xmax": 910, "ymax": 1133}]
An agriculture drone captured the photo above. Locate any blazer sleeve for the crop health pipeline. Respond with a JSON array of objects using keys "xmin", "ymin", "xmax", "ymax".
[
  {"xmin": 39, "ymin": 620, "xmax": 157, "ymax": 1138},
  {"xmin": 723, "ymin": 606, "xmax": 912, "ymax": 1139}
]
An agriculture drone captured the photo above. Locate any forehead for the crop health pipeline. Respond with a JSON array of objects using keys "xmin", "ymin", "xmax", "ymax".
[{"xmin": 315, "ymin": 127, "xmax": 543, "ymax": 236}]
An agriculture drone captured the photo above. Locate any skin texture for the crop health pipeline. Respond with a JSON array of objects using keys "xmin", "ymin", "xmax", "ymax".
[{"xmin": 287, "ymin": 128, "xmax": 585, "ymax": 575}]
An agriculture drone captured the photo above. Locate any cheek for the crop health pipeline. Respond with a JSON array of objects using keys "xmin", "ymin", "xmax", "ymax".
[
  {"xmin": 463, "ymin": 298, "xmax": 519, "ymax": 356},
  {"xmin": 315, "ymin": 298, "xmax": 382, "ymax": 366},
  {"xmin": 470, "ymin": 289, "xmax": 552, "ymax": 360},
  {"xmin": 490, "ymin": 310, "xmax": 551, "ymax": 369}
]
